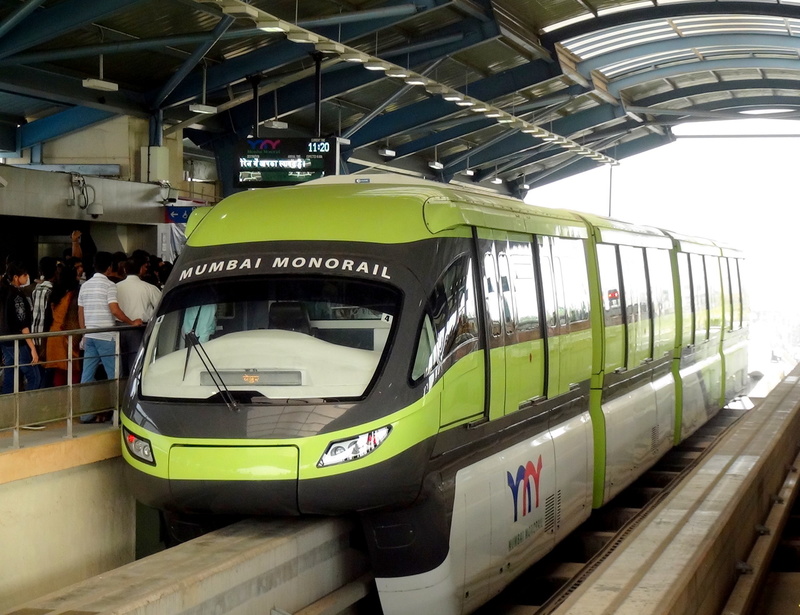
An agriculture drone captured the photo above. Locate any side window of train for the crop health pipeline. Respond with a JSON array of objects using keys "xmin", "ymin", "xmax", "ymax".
[
  {"xmin": 497, "ymin": 252, "xmax": 515, "ymax": 334},
  {"xmin": 690, "ymin": 253, "xmax": 709, "ymax": 342},
  {"xmin": 729, "ymin": 258, "xmax": 743, "ymax": 329},
  {"xmin": 706, "ymin": 256, "xmax": 723, "ymax": 338},
  {"xmin": 551, "ymin": 237, "xmax": 590, "ymax": 329},
  {"xmin": 411, "ymin": 255, "xmax": 480, "ymax": 381},
  {"xmin": 646, "ymin": 248, "xmax": 676, "ymax": 357},
  {"xmin": 508, "ymin": 241, "xmax": 541, "ymax": 337},
  {"xmin": 677, "ymin": 252, "xmax": 693, "ymax": 346},
  {"xmin": 619, "ymin": 245, "xmax": 652, "ymax": 366},
  {"xmin": 483, "ymin": 250, "xmax": 502, "ymax": 337},
  {"xmin": 596, "ymin": 243, "xmax": 624, "ymax": 370},
  {"xmin": 537, "ymin": 237, "xmax": 558, "ymax": 332}
]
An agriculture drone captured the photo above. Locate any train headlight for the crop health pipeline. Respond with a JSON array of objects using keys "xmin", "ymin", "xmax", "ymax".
[
  {"xmin": 317, "ymin": 426, "xmax": 391, "ymax": 468},
  {"xmin": 123, "ymin": 426, "xmax": 156, "ymax": 466}
]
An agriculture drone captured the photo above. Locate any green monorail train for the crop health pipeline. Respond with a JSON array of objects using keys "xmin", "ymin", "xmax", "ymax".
[{"xmin": 121, "ymin": 174, "xmax": 748, "ymax": 614}]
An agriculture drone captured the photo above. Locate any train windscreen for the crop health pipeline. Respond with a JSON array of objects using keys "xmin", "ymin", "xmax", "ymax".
[{"xmin": 139, "ymin": 276, "xmax": 400, "ymax": 401}]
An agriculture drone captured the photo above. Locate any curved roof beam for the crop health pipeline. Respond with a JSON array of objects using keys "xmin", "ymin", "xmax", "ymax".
[
  {"xmin": 606, "ymin": 58, "xmax": 800, "ymax": 97},
  {"xmin": 575, "ymin": 33, "xmax": 800, "ymax": 79},
  {"xmin": 635, "ymin": 79, "xmax": 800, "ymax": 108},
  {"xmin": 541, "ymin": 2, "xmax": 800, "ymax": 48}
]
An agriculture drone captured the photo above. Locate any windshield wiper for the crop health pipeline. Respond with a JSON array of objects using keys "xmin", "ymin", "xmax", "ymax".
[{"xmin": 183, "ymin": 331, "xmax": 239, "ymax": 412}]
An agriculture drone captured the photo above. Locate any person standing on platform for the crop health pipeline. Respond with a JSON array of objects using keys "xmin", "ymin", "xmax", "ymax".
[
  {"xmin": 31, "ymin": 256, "xmax": 58, "ymax": 385},
  {"xmin": 46, "ymin": 266, "xmax": 81, "ymax": 387},
  {"xmin": 116, "ymin": 252, "xmax": 161, "ymax": 377},
  {"xmin": 0, "ymin": 262, "xmax": 41, "ymax": 394},
  {"xmin": 77, "ymin": 252, "xmax": 142, "ymax": 423}
]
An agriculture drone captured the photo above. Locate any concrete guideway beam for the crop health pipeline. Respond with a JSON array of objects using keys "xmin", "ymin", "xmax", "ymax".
[
  {"xmin": 551, "ymin": 366, "xmax": 800, "ymax": 615},
  {"xmin": 3, "ymin": 516, "xmax": 370, "ymax": 615}
]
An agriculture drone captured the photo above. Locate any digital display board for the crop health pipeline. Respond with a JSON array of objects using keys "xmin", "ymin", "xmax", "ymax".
[{"xmin": 235, "ymin": 137, "xmax": 339, "ymax": 187}]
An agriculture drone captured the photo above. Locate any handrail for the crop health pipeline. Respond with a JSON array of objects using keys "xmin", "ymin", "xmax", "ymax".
[{"xmin": 0, "ymin": 324, "xmax": 141, "ymax": 448}]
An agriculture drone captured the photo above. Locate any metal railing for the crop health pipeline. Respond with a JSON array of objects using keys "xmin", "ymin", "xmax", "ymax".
[{"xmin": 0, "ymin": 325, "xmax": 138, "ymax": 449}]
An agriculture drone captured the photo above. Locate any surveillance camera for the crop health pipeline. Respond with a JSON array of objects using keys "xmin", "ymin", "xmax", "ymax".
[
  {"xmin": 87, "ymin": 202, "xmax": 103, "ymax": 218},
  {"xmin": 0, "ymin": 175, "xmax": 7, "ymax": 188}
]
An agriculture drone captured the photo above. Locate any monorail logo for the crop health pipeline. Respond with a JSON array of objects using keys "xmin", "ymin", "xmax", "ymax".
[
  {"xmin": 178, "ymin": 256, "xmax": 391, "ymax": 281},
  {"xmin": 247, "ymin": 138, "xmax": 281, "ymax": 151},
  {"xmin": 506, "ymin": 455, "xmax": 543, "ymax": 523}
]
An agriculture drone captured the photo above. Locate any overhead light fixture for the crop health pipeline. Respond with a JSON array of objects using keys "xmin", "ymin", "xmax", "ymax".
[
  {"xmin": 189, "ymin": 103, "xmax": 217, "ymax": 114},
  {"xmin": 404, "ymin": 76, "xmax": 428, "ymax": 86},
  {"xmin": 386, "ymin": 67, "xmax": 409, "ymax": 78},
  {"xmin": 221, "ymin": 3, "xmax": 258, "ymax": 18},
  {"xmin": 463, "ymin": 169, "xmax": 475, "ymax": 176},
  {"xmin": 83, "ymin": 53, "xmax": 118, "ymax": 91},
  {"xmin": 456, "ymin": 99, "xmax": 475, "ymax": 107},
  {"xmin": 470, "ymin": 105, "xmax": 488, "ymax": 113},
  {"xmin": 428, "ymin": 161, "xmax": 444, "ymax": 170},
  {"xmin": 497, "ymin": 116, "xmax": 514, "ymax": 123},
  {"xmin": 315, "ymin": 41, "xmax": 344, "ymax": 54},
  {"xmin": 426, "ymin": 84, "xmax": 448, "ymax": 95},
  {"xmin": 522, "ymin": 183, "xmax": 531, "ymax": 190},
  {"xmin": 287, "ymin": 30, "xmax": 319, "ymax": 44},
  {"xmin": 485, "ymin": 110, "xmax": 502, "ymax": 118},
  {"xmin": 364, "ymin": 60, "xmax": 389, "ymax": 71},
  {"xmin": 257, "ymin": 19, "xmax": 291, "ymax": 32},
  {"xmin": 443, "ymin": 93, "xmax": 463, "ymax": 102},
  {"xmin": 82, "ymin": 78, "xmax": 118, "ymax": 92},
  {"xmin": 378, "ymin": 147, "xmax": 396, "ymax": 157},
  {"xmin": 262, "ymin": 119, "xmax": 288, "ymax": 129},
  {"xmin": 490, "ymin": 176, "xmax": 503, "ymax": 184},
  {"xmin": 341, "ymin": 51, "xmax": 366, "ymax": 63}
]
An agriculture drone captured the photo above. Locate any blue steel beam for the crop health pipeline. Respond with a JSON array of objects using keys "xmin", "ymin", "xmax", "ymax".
[
  {"xmin": 152, "ymin": 16, "xmax": 235, "ymax": 109},
  {"xmin": 162, "ymin": 0, "xmax": 442, "ymax": 108},
  {"xmin": 225, "ymin": 17, "xmax": 500, "ymax": 136},
  {"xmin": 0, "ymin": 4, "xmax": 421, "ymax": 66},
  {"xmin": 18, "ymin": 106, "xmax": 116, "ymax": 149},
  {"xmin": 0, "ymin": 0, "xmax": 145, "ymax": 60},
  {"xmin": 439, "ymin": 103, "xmax": 622, "ymax": 178},
  {"xmin": 0, "ymin": 0, "xmax": 47, "ymax": 40},
  {"xmin": 523, "ymin": 132, "xmax": 671, "ymax": 189},
  {"xmin": 343, "ymin": 59, "xmax": 559, "ymax": 151},
  {"xmin": 607, "ymin": 57, "xmax": 800, "ymax": 97},
  {"xmin": 389, "ymin": 88, "xmax": 584, "ymax": 158},
  {"xmin": 577, "ymin": 33, "xmax": 800, "ymax": 77}
]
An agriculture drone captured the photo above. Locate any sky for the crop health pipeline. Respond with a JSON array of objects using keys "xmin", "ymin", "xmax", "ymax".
[{"xmin": 525, "ymin": 117, "xmax": 800, "ymax": 316}]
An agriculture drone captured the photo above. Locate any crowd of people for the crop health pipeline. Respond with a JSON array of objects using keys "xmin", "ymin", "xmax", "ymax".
[{"xmin": 0, "ymin": 231, "xmax": 173, "ymax": 424}]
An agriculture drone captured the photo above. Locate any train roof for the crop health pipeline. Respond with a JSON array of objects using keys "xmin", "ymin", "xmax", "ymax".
[{"xmin": 186, "ymin": 174, "xmax": 589, "ymax": 246}]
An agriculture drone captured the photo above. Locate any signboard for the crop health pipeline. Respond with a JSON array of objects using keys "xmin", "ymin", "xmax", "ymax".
[{"xmin": 235, "ymin": 137, "xmax": 339, "ymax": 188}]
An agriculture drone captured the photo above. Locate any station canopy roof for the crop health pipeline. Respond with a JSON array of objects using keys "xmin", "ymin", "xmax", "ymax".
[{"xmin": 2, "ymin": 0, "xmax": 800, "ymax": 197}]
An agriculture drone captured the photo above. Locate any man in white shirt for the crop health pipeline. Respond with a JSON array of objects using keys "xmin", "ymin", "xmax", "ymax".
[
  {"xmin": 78, "ymin": 251, "xmax": 142, "ymax": 423},
  {"xmin": 116, "ymin": 252, "xmax": 161, "ymax": 376}
]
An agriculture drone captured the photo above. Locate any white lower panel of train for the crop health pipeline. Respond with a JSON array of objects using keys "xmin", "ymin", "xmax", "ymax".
[
  {"xmin": 376, "ymin": 410, "xmax": 593, "ymax": 615},
  {"xmin": 603, "ymin": 372, "xmax": 676, "ymax": 504}
]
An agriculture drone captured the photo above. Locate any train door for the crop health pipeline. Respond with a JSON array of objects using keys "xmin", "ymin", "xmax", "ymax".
[
  {"xmin": 501, "ymin": 236, "xmax": 546, "ymax": 414},
  {"xmin": 478, "ymin": 230, "xmax": 507, "ymax": 420},
  {"xmin": 551, "ymin": 237, "xmax": 592, "ymax": 393},
  {"xmin": 537, "ymin": 237, "xmax": 561, "ymax": 397}
]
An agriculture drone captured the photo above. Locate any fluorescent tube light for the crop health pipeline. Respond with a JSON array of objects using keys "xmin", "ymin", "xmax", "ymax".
[
  {"xmin": 428, "ymin": 161, "xmax": 444, "ymax": 170},
  {"xmin": 189, "ymin": 103, "xmax": 217, "ymax": 115},
  {"xmin": 257, "ymin": 19, "xmax": 291, "ymax": 33},
  {"xmin": 82, "ymin": 78, "xmax": 118, "ymax": 92},
  {"xmin": 286, "ymin": 31, "xmax": 318, "ymax": 43}
]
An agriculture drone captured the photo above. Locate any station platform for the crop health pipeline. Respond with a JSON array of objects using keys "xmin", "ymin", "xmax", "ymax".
[{"xmin": 3, "ymin": 365, "xmax": 800, "ymax": 614}]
